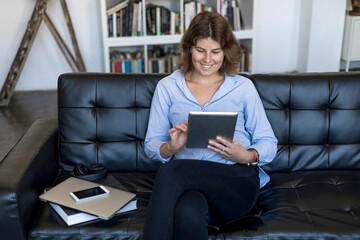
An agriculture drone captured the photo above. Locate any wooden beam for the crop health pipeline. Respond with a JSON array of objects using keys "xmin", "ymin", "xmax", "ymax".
[
  {"xmin": 0, "ymin": 0, "xmax": 86, "ymax": 107},
  {"xmin": 0, "ymin": 0, "xmax": 48, "ymax": 106}
]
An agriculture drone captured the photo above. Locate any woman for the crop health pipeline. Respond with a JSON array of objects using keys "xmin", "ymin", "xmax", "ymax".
[{"xmin": 143, "ymin": 11, "xmax": 277, "ymax": 240}]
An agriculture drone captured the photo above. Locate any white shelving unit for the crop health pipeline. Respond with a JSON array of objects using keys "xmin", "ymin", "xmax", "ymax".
[
  {"xmin": 341, "ymin": 14, "xmax": 360, "ymax": 72},
  {"xmin": 100, "ymin": 0, "xmax": 257, "ymax": 73}
]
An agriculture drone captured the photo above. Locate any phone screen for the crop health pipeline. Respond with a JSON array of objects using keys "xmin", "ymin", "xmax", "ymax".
[{"xmin": 72, "ymin": 186, "xmax": 106, "ymax": 200}]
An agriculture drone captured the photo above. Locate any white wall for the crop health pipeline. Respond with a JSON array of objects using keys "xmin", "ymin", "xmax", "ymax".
[
  {"xmin": 254, "ymin": 0, "xmax": 346, "ymax": 73},
  {"xmin": 254, "ymin": 0, "xmax": 301, "ymax": 73},
  {"xmin": 297, "ymin": 0, "xmax": 347, "ymax": 72},
  {"xmin": 0, "ymin": 0, "xmax": 348, "ymax": 91},
  {"xmin": 0, "ymin": 0, "xmax": 103, "ymax": 91}
]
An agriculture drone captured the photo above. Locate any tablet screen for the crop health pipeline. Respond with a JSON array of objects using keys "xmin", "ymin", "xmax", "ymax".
[{"xmin": 186, "ymin": 112, "xmax": 238, "ymax": 148}]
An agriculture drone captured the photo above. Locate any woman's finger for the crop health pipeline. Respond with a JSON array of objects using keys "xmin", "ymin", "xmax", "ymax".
[
  {"xmin": 208, "ymin": 139, "xmax": 225, "ymax": 150},
  {"xmin": 215, "ymin": 136, "xmax": 231, "ymax": 147}
]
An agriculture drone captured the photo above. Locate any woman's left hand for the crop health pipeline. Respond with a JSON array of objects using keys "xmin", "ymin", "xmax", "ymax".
[{"xmin": 207, "ymin": 137, "xmax": 253, "ymax": 164}]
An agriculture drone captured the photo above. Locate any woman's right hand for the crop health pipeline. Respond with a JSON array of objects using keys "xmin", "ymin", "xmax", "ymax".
[
  {"xmin": 159, "ymin": 121, "xmax": 188, "ymax": 159},
  {"xmin": 168, "ymin": 120, "xmax": 188, "ymax": 150}
]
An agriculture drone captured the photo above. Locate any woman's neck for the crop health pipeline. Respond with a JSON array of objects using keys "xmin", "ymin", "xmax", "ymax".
[
  {"xmin": 185, "ymin": 71, "xmax": 224, "ymax": 84},
  {"xmin": 184, "ymin": 71, "xmax": 225, "ymax": 106}
]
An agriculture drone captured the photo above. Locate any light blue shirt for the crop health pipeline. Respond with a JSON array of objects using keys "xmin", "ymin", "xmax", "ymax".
[{"xmin": 144, "ymin": 70, "xmax": 278, "ymax": 188}]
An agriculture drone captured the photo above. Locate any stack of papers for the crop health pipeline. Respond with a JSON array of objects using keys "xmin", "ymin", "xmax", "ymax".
[{"xmin": 40, "ymin": 176, "xmax": 137, "ymax": 226}]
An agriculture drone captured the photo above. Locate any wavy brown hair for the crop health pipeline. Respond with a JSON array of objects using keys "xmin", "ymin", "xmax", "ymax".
[{"xmin": 179, "ymin": 11, "xmax": 241, "ymax": 76}]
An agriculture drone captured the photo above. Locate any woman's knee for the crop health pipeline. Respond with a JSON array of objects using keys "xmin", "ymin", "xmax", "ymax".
[
  {"xmin": 174, "ymin": 191, "xmax": 209, "ymax": 239},
  {"xmin": 175, "ymin": 190, "xmax": 208, "ymax": 220}
]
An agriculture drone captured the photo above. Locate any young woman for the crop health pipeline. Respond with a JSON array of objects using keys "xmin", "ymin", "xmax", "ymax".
[{"xmin": 143, "ymin": 11, "xmax": 278, "ymax": 240}]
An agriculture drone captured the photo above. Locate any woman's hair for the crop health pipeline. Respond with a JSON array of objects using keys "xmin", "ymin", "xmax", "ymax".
[{"xmin": 179, "ymin": 11, "xmax": 241, "ymax": 75}]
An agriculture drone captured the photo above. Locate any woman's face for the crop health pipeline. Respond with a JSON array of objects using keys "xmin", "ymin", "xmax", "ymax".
[{"xmin": 190, "ymin": 38, "xmax": 224, "ymax": 78}]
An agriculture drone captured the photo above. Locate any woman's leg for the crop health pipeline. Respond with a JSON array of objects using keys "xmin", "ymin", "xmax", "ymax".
[
  {"xmin": 142, "ymin": 160, "xmax": 259, "ymax": 240},
  {"xmin": 174, "ymin": 190, "xmax": 209, "ymax": 240}
]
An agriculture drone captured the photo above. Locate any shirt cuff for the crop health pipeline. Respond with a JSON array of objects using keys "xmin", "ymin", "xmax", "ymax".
[{"xmin": 157, "ymin": 149, "xmax": 172, "ymax": 163}]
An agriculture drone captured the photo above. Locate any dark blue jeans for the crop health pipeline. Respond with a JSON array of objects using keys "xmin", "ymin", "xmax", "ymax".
[{"xmin": 143, "ymin": 160, "xmax": 260, "ymax": 240}]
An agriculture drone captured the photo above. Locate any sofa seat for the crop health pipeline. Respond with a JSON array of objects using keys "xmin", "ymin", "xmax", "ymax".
[
  {"xmin": 220, "ymin": 170, "xmax": 360, "ymax": 239},
  {"xmin": 29, "ymin": 170, "xmax": 360, "ymax": 239}
]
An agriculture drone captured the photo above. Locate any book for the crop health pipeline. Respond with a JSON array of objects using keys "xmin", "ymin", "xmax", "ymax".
[
  {"xmin": 156, "ymin": 6, "xmax": 161, "ymax": 35},
  {"xmin": 137, "ymin": 1, "xmax": 143, "ymax": 36},
  {"xmin": 48, "ymin": 199, "xmax": 137, "ymax": 226},
  {"xmin": 108, "ymin": 14, "xmax": 114, "ymax": 37}
]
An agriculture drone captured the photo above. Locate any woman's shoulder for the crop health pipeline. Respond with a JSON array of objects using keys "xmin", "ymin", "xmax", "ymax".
[
  {"xmin": 158, "ymin": 69, "xmax": 183, "ymax": 86},
  {"xmin": 154, "ymin": 70, "xmax": 184, "ymax": 97},
  {"xmin": 156, "ymin": 70, "xmax": 184, "ymax": 92},
  {"xmin": 226, "ymin": 73, "xmax": 254, "ymax": 89}
]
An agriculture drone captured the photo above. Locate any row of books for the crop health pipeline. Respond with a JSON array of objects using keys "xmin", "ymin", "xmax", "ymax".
[
  {"xmin": 110, "ymin": 55, "xmax": 180, "ymax": 73},
  {"xmin": 112, "ymin": 58, "xmax": 144, "ymax": 73},
  {"xmin": 107, "ymin": 0, "xmax": 245, "ymax": 38},
  {"xmin": 184, "ymin": 0, "xmax": 243, "ymax": 31},
  {"xmin": 109, "ymin": 44, "xmax": 250, "ymax": 73},
  {"xmin": 107, "ymin": 1, "xmax": 181, "ymax": 37},
  {"xmin": 110, "ymin": 47, "xmax": 180, "ymax": 73},
  {"xmin": 146, "ymin": 4, "xmax": 181, "ymax": 36},
  {"xmin": 148, "ymin": 55, "xmax": 180, "ymax": 73},
  {"xmin": 109, "ymin": 50, "xmax": 251, "ymax": 73},
  {"xmin": 107, "ymin": 0, "xmax": 143, "ymax": 37}
]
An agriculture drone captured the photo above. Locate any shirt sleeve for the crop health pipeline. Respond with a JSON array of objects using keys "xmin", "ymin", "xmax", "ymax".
[
  {"xmin": 244, "ymin": 81, "xmax": 278, "ymax": 166},
  {"xmin": 144, "ymin": 80, "xmax": 172, "ymax": 163}
]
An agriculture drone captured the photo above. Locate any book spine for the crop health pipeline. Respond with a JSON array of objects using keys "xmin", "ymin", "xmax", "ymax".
[
  {"xmin": 116, "ymin": 11, "xmax": 120, "ymax": 37},
  {"xmin": 132, "ymin": 3, "xmax": 139, "ymax": 36},
  {"xmin": 156, "ymin": 6, "xmax": 161, "ymax": 36},
  {"xmin": 108, "ymin": 14, "xmax": 113, "ymax": 37},
  {"xmin": 146, "ymin": 6, "xmax": 152, "ymax": 35},
  {"xmin": 150, "ymin": 5, "xmax": 156, "ymax": 35},
  {"xmin": 137, "ymin": 1, "xmax": 142, "ymax": 36},
  {"xmin": 227, "ymin": 1, "xmax": 234, "ymax": 30},
  {"xmin": 128, "ymin": 4, "xmax": 133, "ymax": 36},
  {"xmin": 170, "ymin": 12, "xmax": 175, "ymax": 35}
]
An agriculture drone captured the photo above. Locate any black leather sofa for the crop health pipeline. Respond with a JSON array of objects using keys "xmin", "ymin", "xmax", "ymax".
[{"xmin": 1, "ymin": 72, "xmax": 360, "ymax": 240}]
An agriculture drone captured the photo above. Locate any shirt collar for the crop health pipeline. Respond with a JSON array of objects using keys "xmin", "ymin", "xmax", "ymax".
[{"xmin": 171, "ymin": 70, "xmax": 239, "ymax": 106}]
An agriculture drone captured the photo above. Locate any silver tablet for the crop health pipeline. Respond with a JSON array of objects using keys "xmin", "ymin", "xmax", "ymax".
[{"xmin": 186, "ymin": 111, "xmax": 238, "ymax": 148}]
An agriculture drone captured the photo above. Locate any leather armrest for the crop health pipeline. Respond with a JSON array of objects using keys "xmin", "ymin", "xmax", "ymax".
[{"xmin": 0, "ymin": 118, "xmax": 59, "ymax": 240}]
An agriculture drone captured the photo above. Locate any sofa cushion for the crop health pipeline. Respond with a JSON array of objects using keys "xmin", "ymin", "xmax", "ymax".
[
  {"xmin": 57, "ymin": 73, "xmax": 167, "ymax": 172},
  {"xmin": 252, "ymin": 73, "xmax": 360, "ymax": 173}
]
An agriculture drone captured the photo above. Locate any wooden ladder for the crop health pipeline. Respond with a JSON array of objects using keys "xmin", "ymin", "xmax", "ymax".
[{"xmin": 0, "ymin": 0, "xmax": 86, "ymax": 107}]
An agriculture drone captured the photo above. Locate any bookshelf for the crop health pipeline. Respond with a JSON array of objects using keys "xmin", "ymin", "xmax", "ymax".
[
  {"xmin": 100, "ymin": 0, "xmax": 257, "ymax": 73},
  {"xmin": 341, "ymin": 14, "xmax": 360, "ymax": 72}
]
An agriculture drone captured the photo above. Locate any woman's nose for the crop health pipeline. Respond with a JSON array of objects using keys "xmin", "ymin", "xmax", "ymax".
[{"xmin": 203, "ymin": 52, "xmax": 211, "ymax": 62}]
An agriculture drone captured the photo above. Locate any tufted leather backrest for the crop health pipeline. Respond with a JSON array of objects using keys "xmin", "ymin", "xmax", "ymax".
[
  {"xmin": 58, "ymin": 73, "xmax": 166, "ymax": 171},
  {"xmin": 252, "ymin": 72, "xmax": 360, "ymax": 172},
  {"xmin": 58, "ymin": 72, "xmax": 360, "ymax": 173}
]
